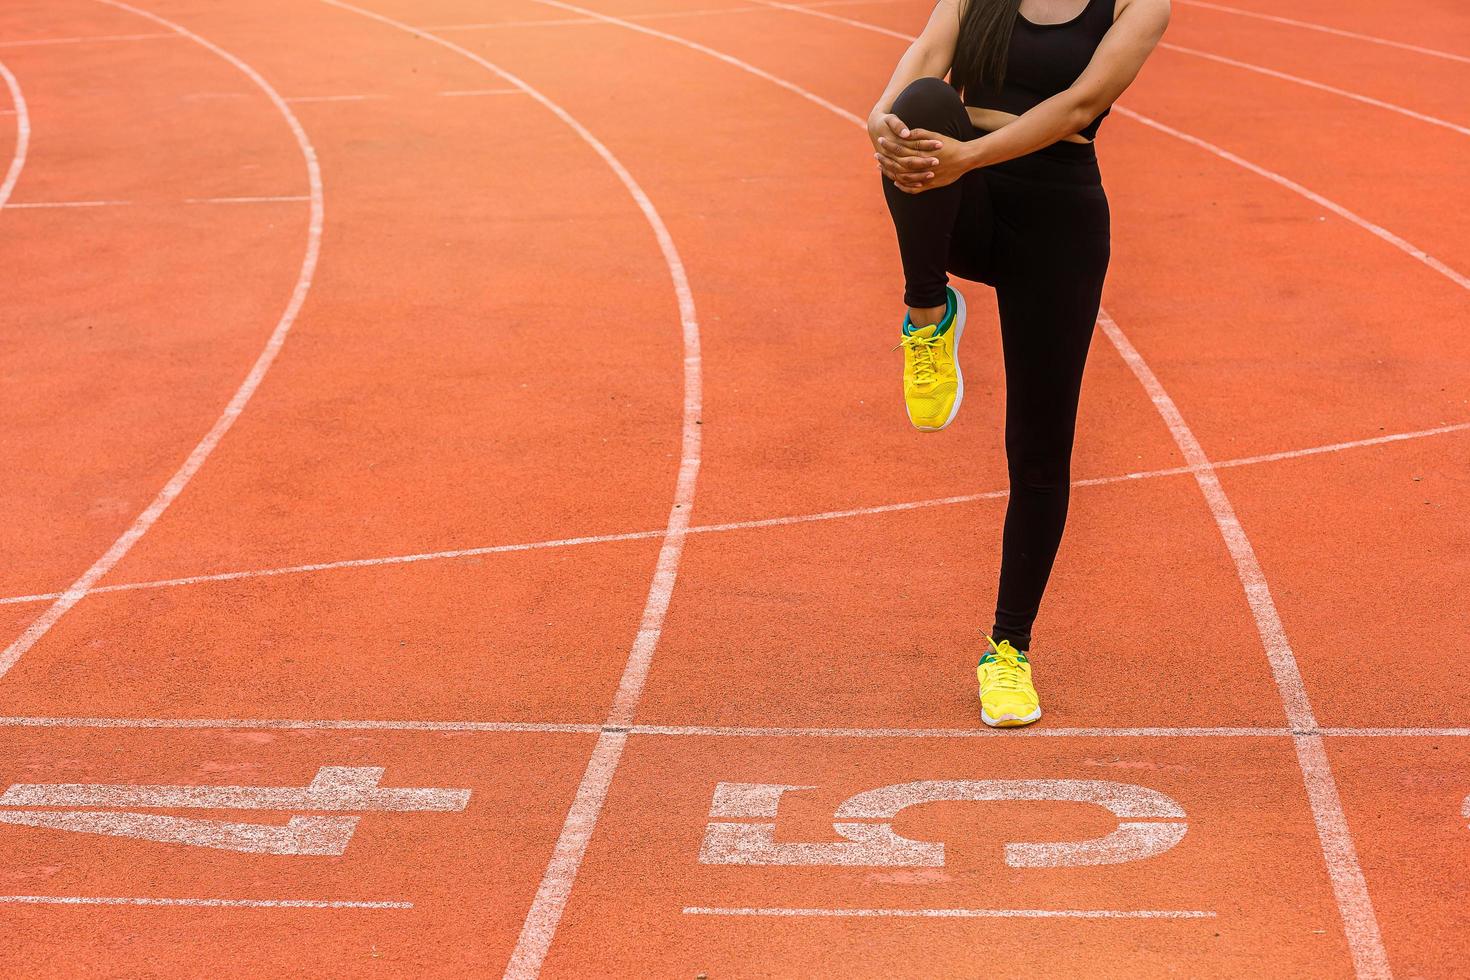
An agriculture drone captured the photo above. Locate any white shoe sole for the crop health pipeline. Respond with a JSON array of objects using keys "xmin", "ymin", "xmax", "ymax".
[
  {"xmin": 981, "ymin": 704, "xmax": 1043, "ymax": 728},
  {"xmin": 910, "ymin": 287, "xmax": 965, "ymax": 432}
]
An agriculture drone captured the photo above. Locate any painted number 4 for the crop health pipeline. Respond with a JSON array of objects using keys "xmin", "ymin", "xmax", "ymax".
[{"xmin": 0, "ymin": 766, "xmax": 471, "ymax": 856}]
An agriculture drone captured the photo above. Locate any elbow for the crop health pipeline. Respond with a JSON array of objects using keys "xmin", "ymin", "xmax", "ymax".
[{"xmin": 1068, "ymin": 91, "xmax": 1110, "ymax": 128}]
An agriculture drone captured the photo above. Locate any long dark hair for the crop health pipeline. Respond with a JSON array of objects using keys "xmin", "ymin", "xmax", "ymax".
[{"xmin": 950, "ymin": 0, "xmax": 1021, "ymax": 96}]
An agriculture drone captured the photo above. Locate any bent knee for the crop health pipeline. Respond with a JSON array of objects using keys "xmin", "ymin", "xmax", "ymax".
[{"xmin": 890, "ymin": 76, "xmax": 965, "ymax": 134}]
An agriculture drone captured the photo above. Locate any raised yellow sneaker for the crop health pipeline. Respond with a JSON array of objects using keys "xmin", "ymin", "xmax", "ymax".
[
  {"xmin": 895, "ymin": 285, "xmax": 965, "ymax": 431},
  {"xmin": 977, "ymin": 635, "xmax": 1042, "ymax": 728}
]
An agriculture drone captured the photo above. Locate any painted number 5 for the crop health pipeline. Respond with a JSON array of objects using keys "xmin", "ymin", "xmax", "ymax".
[{"xmin": 700, "ymin": 779, "xmax": 1187, "ymax": 869}]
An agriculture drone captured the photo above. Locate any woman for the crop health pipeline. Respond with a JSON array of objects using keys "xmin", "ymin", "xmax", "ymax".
[{"xmin": 869, "ymin": 0, "xmax": 1169, "ymax": 727}]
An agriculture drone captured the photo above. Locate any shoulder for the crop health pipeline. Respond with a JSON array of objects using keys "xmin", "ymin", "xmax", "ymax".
[{"xmin": 1113, "ymin": 0, "xmax": 1171, "ymax": 30}]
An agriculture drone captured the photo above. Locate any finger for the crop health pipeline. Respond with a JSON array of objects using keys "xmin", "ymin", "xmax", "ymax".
[
  {"xmin": 878, "ymin": 134, "xmax": 940, "ymax": 154},
  {"xmin": 876, "ymin": 137, "xmax": 920, "ymax": 159},
  {"xmin": 883, "ymin": 114, "xmax": 911, "ymax": 140},
  {"xmin": 875, "ymin": 146, "xmax": 935, "ymax": 172},
  {"xmin": 880, "ymin": 160, "xmax": 927, "ymax": 185},
  {"xmin": 906, "ymin": 129, "xmax": 947, "ymax": 151},
  {"xmin": 875, "ymin": 144, "xmax": 937, "ymax": 170},
  {"xmin": 878, "ymin": 156, "xmax": 925, "ymax": 182}
]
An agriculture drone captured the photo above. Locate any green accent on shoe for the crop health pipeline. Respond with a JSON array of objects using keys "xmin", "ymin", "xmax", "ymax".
[{"xmin": 902, "ymin": 286, "xmax": 956, "ymax": 338}]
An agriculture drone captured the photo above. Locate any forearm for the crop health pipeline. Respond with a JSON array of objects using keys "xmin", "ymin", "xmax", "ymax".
[
  {"xmin": 960, "ymin": 90, "xmax": 1101, "ymax": 169},
  {"xmin": 871, "ymin": 41, "xmax": 952, "ymax": 120}
]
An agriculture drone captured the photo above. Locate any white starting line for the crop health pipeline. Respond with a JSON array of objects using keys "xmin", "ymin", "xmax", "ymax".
[
  {"xmin": 0, "ymin": 895, "xmax": 411, "ymax": 909},
  {"xmin": 684, "ymin": 906, "xmax": 1217, "ymax": 919}
]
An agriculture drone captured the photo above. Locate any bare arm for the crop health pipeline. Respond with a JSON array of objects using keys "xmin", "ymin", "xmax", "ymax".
[
  {"xmin": 968, "ymin": 0, "xmax": 1170, "ymax": 166},
  {"xmin": 902, "ymin": 0, "xmax": 1171, "ymax": 191},
  {"xmin": 869, "ymin": 0, "xmax": 960, "ymax": 122},
  {"xmin": 867, "ymin": 1, "xmax": 960, "ymax": 172}
]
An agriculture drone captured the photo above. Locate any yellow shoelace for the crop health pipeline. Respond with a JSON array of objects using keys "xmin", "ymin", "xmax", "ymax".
[
  {"xmin": 895, "ymin": 332, "xmax": 944, "ymax": 386},
  {"xmin": 980, "ymin": 640, "xmax": 1027, "ymax": 691}
]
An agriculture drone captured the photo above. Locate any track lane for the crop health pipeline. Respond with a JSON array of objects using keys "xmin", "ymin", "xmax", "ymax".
[
  {"xmin": 773, "ymin": 0, "xmax": 1470, "ymax": 453},
  {"xmin": 462, "ymin": 2, "xmax": 1427, "ymax": 974},
  {"xmin": 0, "ymin": 0, "xmax": 688, "ymax": 729},
  {"xmin": 72, "ymin": 0, "xmax": 690, "ymax": 587},
  {"xmin": 287, "ymin": 4, "xmax": 704, "ymax": 975},
  {"xmin": 1159, "ymin": 9, "xmax": 1469, "ymax": 131},
  {"xmin": 1174, "ymin": 0, "xmax": 1470, "ymax": 63},
  {"xmin": 0, "ymin": 0, "xmax": 316, "ymax": 607}
]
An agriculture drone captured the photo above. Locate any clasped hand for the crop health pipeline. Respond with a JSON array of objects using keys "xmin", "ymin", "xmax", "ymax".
[{"xmin": 869, "ymin": 112, "xmax": 973, "ymax": 195}]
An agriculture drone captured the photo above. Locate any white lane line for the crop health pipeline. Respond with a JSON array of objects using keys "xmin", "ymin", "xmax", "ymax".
[
  {"xmin": 0, "ymin": 33, "xmax": 177, "ymax": 49},
  {"xmin": 1099, "ymin": 312, "xmax": 1390, "ymax": 980},
  {"xmin": 1, "ymin": 715, "xmax": 1469, "ymax": 737},
  {"xmin": 1173, "ymin": 0, "xmax": 1470, "ymax": 66},
  {"xmin": 422, "ymin": 0, "xmax": 913, "ymax": 31},
  {"xmin": 751, "ymin": 0, "xmax": 911, "ymax": 39},
  {"xmin": 0, "ymin": 895, "xmax": 410, "ymax": 909},
  {"xmin": 1319, "ymin": 728, "xmax": 1470, "ymax": 737},
  {"xmin": 528, "ymin": 0, "xmax": 866, "ymax": 125},
  {"xmin": 424, "ymin": 5, "xmax": 778, "ymax": 32},
  {"xmin": 0, "ymin": 528, "xmax": 668, "ymax": 606},
  {"xmin": 0, "ymin": 2, "xmax": 324, "ymax": 683},
  {"xmin": 775, "ymin": 0, "xmax": 1470, "ymax": 293},
  {"xmin": 1115, "ymin": 106, "xmax": 1470, "ymax": 290},
  {"xmin": 438, "ymin": 88, "xmax": 522, "ymax": 97},
  {"xmin": 4, "ymin": 196, "xmax": 311, "ymax": 209},
  {"xmin": 1100, "ymin": 313, "xmax": 1316, "ymax": 729},
  {"xmin": 0, "ymin": 715, "xmax": 602, "ymax": 733},
  {"xmin": 314, "ymin": 4, "xmax": 702, "ymax": 975},
  {"xmin": 185, "ymin": 195, "xmax": 310, "ymax": 203},
  {"xmin": 635, "ymin": 724, "xmax": 1291, "ymax": 738},
  {"xmin": 284, "ymin": 94, "xmax": 382, "ymax": 103},
  {"xmin": 684, "ymin": 906, "xmax": 1217, "ymax": 919},
  {"xmin": 1159, "ymin": 42, "xmax": 1470, "ymax": 138},
  {"xmin": 3, "ymin": 416, "xmax": 1462, "ymax": 609},
  {"xmin": 515, "ymin": 10, "xmax": 1392, "ymax": 975},
  {"xmin": 0, "ymin": 60, "xmax": 30, "ymax": 208},
  {"xmin": 3, "ymin": 199, "xmax": 131, "ymax": 208},
  {"xmin": 511, "ymin": 729, "xmax": 628, "ymax": 977}
]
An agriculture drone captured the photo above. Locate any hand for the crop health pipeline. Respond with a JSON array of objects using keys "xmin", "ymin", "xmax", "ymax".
[
  {"xmin": 888, "ymin": 129, "xmax": 976, "ymax": 194},
  {"xmin": 869, "ymin": 112, "xmax": 943, "ymax": 192}
]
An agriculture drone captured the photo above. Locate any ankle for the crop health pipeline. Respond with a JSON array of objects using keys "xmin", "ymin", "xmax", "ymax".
[{"xmin": 907, "ymin": 304, "xmax": 946, "ymax": 329}]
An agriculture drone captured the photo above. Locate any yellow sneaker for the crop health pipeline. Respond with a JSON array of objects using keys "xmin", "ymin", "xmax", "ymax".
[
  {"xmin": 977, "ymin": 635, "xmax": 1042, "ymax": 728},
  {"xmin": 895, "ymin": 286, "xmax": 965, "ymax": 431}
]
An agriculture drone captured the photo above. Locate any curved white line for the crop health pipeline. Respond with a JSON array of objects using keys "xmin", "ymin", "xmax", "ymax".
[
  {"xmin": 1097, "ymin": 311, "xmax": 1388, "ymax": 979},
  {"xmin": 313, "ymin": 4, "xmax": 702, "ymax": 976},
  {"xmin": 752, "ymin": 0, "xmax": 912, "ymax": 39},
  {"xmin": 1173, "ymin": 0, "xmax": 1470, "ymax": 66},
  {"xmin": 771, "ymin": 0, "xmax": 1470, "ymax": 292},
  {"xmin": 0, "ymin": 416, "xmax": 1463, "ymax": 610},
  {"xmin": 530, "ymin": 0, "xmax": 866, "ymax": 125},
  {"xmin": 503, "ymin": 6, "xmax": 1398, "ymax": 976},
  {"xmin": 0, "ymin": 59, "xmax": 29, "ymax": 206},
  {"xmin": 1158, "ymin": 42, "xmax": 1470, "ymax": 138},
  {"xmin": 0, "ymin": 2, "xmax": 324, "ymax": 681},
  {"xmin": 1114, "ymin": 106, "xmax": 1470, "ymax": 290}
]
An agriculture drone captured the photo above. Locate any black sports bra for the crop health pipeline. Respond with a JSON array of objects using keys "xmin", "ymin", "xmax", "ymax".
[{"xmin": 963, "ymin": 0, "xmax": 1117, "ymax": 140}]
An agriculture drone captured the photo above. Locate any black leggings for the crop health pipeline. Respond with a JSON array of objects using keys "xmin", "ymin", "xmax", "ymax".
[{"xmin": 882, "ymin": 77, "xmax": 1110, "ymax": 651}]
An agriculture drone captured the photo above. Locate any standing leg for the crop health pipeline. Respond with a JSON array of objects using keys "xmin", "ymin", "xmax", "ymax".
[{"xmin": 989, "ymin": 179, "xmax": 1111, "ymax": 651}]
